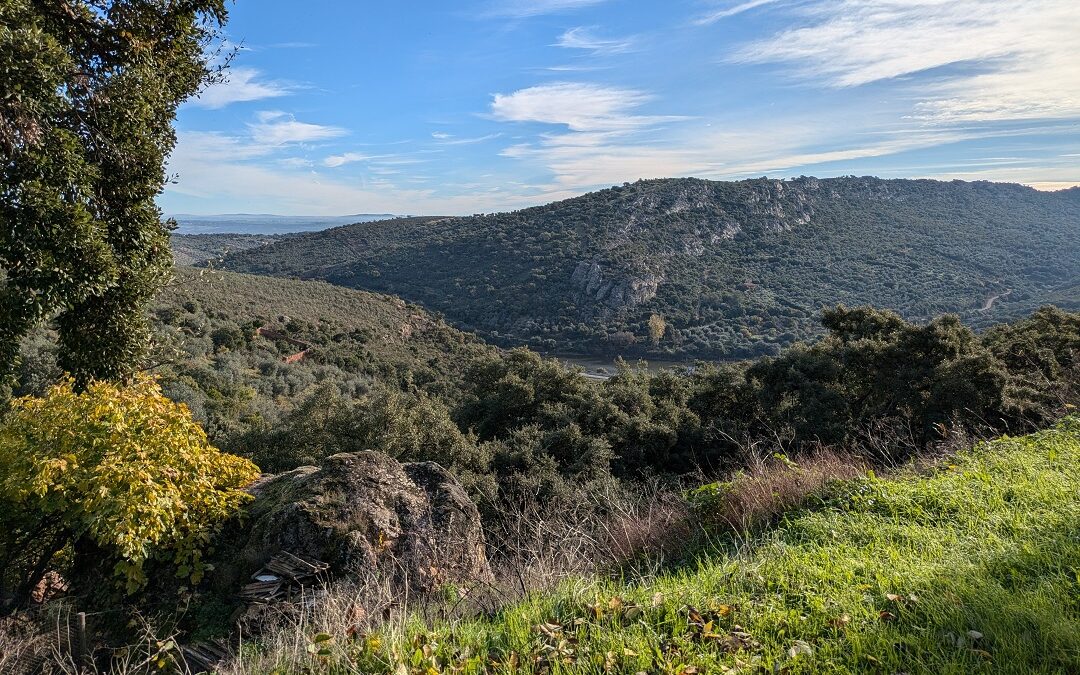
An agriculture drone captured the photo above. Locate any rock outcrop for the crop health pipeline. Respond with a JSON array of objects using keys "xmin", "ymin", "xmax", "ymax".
[
  {"xmin": 571, "ymin": 260, "xmax": 662, "ymax": 311},
  {"xmin": 214, "ymin": 452, "xmax": 492, "ymax": 596}
]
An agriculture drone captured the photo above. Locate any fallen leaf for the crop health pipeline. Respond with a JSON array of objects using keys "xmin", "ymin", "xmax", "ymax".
[
  {"xmin": 787, "ymin": 640, "xmax": 813, "ymax": 658},
  {"xmin": 879, "ymin": 610, "xmax": 897, "ymax": 622}
]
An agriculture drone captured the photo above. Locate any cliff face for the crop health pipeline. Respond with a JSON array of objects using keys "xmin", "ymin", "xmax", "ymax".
[
  {"xmin": 566, "ymin": 179, "xmax": 819, "ymax": 317},
  {"xmin": 571, "ymin": 261, "xmax": 662, "ymax": 312}
]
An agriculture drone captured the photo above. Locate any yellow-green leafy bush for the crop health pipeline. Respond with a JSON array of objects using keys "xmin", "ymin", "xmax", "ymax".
[{"xmin": 0, "ymin": 376, "xmax": 259, "ymax": 599}]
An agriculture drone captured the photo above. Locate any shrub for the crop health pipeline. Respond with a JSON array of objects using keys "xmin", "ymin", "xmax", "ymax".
[{"xmin": 0, "ymin": 376, "xmax": 260, "ymax": 604}]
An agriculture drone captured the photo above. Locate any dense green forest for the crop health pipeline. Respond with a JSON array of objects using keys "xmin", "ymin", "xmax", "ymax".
[
  {"xmin": 216, "ymin": 177, "xmax": 1080, "ymax": 359},
  {"xmin": 109, "ymin": 268, "xmax": 1080, "ymax": 512},
  {"xmin": 138, "ymin": 269, "xmax": 1080, "ymax": 504},
  {"xmin": 16, "ymin": 266, "xmax": 1076, "ymax": 514}
]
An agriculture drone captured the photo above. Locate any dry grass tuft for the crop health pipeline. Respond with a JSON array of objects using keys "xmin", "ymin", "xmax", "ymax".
[
  {"xmin": 700, "ymin": 449, "xmax": 867, "ymax": 533},
  {"xmin": 483, "ymin": 479, "xmax": 694, "ymax": 594}
]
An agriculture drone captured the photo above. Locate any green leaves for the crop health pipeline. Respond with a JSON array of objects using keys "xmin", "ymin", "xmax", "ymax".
[
  {"xmin": 0, "ymin": 0, "xmax": 228, "ymax": 388},
  {"xmin": 307, "ymin": 632, "xmax": 335, "ymax": 659},
  {"xmin": 0, "ymin": 375, "xmax": 259, "ymax": 596}
]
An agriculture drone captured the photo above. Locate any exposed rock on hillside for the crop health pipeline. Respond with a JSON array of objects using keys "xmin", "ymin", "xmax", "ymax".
[
  {"xmin": 571, "ymin": 260, "xmax": 662, "ymax": 311},
  {"xmin": 214, "ymin": 452, "xmax": 492, "ymax": 596},
  {"xmin": 217, "ymin": 177, "xmax": 1080, "ymax": 359}
]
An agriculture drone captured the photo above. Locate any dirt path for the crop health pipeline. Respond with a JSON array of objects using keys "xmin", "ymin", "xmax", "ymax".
[
  {"xmin": 981, "ymin": 288, "xmax": 1013, "ymax": 311},
  {"xmin": 254, "ymin": 326, "xmax": 312, "ymax": 363}
]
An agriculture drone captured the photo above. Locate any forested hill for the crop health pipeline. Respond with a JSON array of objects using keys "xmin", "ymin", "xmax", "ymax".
[{"xmin": 217, "ymin": 177, "xmax": 1080, "ymax": 359}]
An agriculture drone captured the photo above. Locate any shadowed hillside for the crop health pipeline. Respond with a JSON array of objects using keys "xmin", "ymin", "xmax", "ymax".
[{"xmin": 216, "ymin": 177, "xmax": 1080, "ymax": 360}]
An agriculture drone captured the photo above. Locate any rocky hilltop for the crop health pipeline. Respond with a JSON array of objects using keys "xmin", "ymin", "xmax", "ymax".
[{"xmin": 217, "ymin": 177, "xmax": 1080, "ymax": 359}]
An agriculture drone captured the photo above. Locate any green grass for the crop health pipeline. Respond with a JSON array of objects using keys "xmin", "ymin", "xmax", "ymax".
[{"xmin": 273, "ymin": 419, "xmax": 1080, "ymax": 674}]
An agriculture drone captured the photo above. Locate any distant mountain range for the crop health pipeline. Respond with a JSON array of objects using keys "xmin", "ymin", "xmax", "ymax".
[
  {"xmin": 169, "ymin": 213, "xmax": 399, "ymax": 235},
  {"xmin": 211, "ymin": 177, "xmax": 1080, "ymax": 360}
]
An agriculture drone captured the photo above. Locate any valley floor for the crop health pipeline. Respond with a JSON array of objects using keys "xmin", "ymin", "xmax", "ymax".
[{"xmin": 224, "ymin": 418, "xmax": 1080, "ymax": 674}]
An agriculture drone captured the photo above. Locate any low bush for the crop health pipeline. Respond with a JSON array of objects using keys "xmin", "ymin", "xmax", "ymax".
[{"xmin": 0, "ymin": 376, "xmax": 260, "ymax": 605}]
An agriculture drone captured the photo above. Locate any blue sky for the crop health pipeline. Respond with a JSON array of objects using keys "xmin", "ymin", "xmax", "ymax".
[{"xmin": 160, "ymin": 0, "xmax": 1080, "ymax": 216}]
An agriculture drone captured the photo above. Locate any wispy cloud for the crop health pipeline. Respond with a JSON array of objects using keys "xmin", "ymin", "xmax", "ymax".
[
  {"xmin": 166, "ymin": 130, "xmax": 570, "ymax": 215},
  {"xmin": 483, "ymin": 0, "xmax": 609, "ymax": 18},
  {"xmin": 1025, "ymin": 182, "xmax": 1080, "ymax": 191},
  {"xmin": 167, "ymin": 130, "xmax": 271, "ymax": 162},
  {"xmin": 694, "ymin": 0, "xmax": 781, "ymax": 26},
  {"xmin": 554, "ymin": 27, "xmax": 636, "ymax": 54},
  {"xmin": 323, "ymin": 152, "xmax": 374, "ymax": 168},
  {"xmin": 539, "ymin": 64, "xmax": 611, "ymax": 72},
  {"xmin": 733, "ymin": 0, "xmax": 1080, "ymax": 123},
  {"xmin": 498, "ymin": 111, "xmax": 969, "ymax": 189},
  {"xmin": 248, "ymin": 111, "xmax": 346, "ymax": 146},
  {"xmin": 192, "ymin": 67, "xmax": 292, "ymax": 109},
  {"xmin": 431, "ymin": 132, "xmax": 503, "ymax": 145},
  {"xmin": 491, "ymin": 82, "xmax": 678, "ymax": 132}
]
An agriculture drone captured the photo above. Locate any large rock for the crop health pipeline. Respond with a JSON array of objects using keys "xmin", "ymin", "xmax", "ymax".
[{"xmin": 215, "ymin": 452, "xmax": 492, "ymax": 594}]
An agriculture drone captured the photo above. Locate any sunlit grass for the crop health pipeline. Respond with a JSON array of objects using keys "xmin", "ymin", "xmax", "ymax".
[{"xmin": 240, "ymin": 418, "xmax": 1080, "ymax": 674}]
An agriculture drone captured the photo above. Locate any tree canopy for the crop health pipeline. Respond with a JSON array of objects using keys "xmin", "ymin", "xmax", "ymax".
[{"xmin": 0, "ymin": 0, "xmax": 228, "ymax": 387}]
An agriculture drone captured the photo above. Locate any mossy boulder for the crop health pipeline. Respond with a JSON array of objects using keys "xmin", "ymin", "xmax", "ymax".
[{"xmin": 213, "ymin": 452, "xmax": 492, "ymax": 595}]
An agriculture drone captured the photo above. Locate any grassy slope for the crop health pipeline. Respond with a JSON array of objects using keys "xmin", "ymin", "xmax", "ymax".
[
  {"xmin": 340, "ymin": 420, "xmax": 1080, "ymax": 674},
  {"xmin": 146, "ymin": 268, "xmax": 497, "ymax": 445},
  {"xmin": 158, "ymin": 266, "xmax": 494, "ymax": 377}
]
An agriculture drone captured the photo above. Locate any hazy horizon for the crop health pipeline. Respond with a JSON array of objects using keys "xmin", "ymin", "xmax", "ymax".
[
  {"xmin": 167, "ymin": 174, "xmax": 1078, "ymax": 221},
  {"xmin": 162, "ymin": 1, "xmax": 1080, "ymax": 217}
]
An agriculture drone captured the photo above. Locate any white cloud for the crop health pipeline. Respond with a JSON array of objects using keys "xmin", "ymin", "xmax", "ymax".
[
  {"xmin": 323, "ymin": 152, "xmax": 373, "ymax": 168},
  {"xmin": 733, "ymin": 0, "xmax": 1080, "ymax": 122},
  {"xmin": 278, "ymin": 157, "xmax": 315, "ymax": 169},
  {"xmin": 540, "ymin": 64, "xmax": 611, "ymax": 72},
  {"xmin": 431, "ymin": 132, "xmax": 503, "ymax": 145},
  {"xmin": 164, "ymin": 130, "xmax": 571, "ymax": 215},
  {"xmin": 925, "ymin": 164, "xmax": 1080, "ymax": 189},
  {"xmin": 491, "ymin": 82, "xmax": 674, "ymax": 132},
  {"xmin": 167, "ymin": 130, "xmax": 273, "ymax": 162},
  {"xmin": 695, "ymin": 0, "xmax": 781, "ymax": 26},
  {"xmin": 554, "ymin": 27, "xmax": 636, "ymax": 54},
  {"xmin": 484, "ymin": 0, "xmax": 609, "ymax": 18},
  {"xmin": 192, "ymin": 67, "xmax": 292, "ymax": 109},
  {"xmin": 1026, "ymin": 182, "xmax": 1080, "ymax": 191},
  {"xmin": 499, "ymin": 114, "xmax": 969, "ymax": 189},
  {"xmin": 248, "ymin": 111, "xmax": 346, "ymax": 146}
]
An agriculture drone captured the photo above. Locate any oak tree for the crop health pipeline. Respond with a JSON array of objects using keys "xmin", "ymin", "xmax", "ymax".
[{"xmin": 0, "ymin": 0, "xmax": 228, "ymax": 388}]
